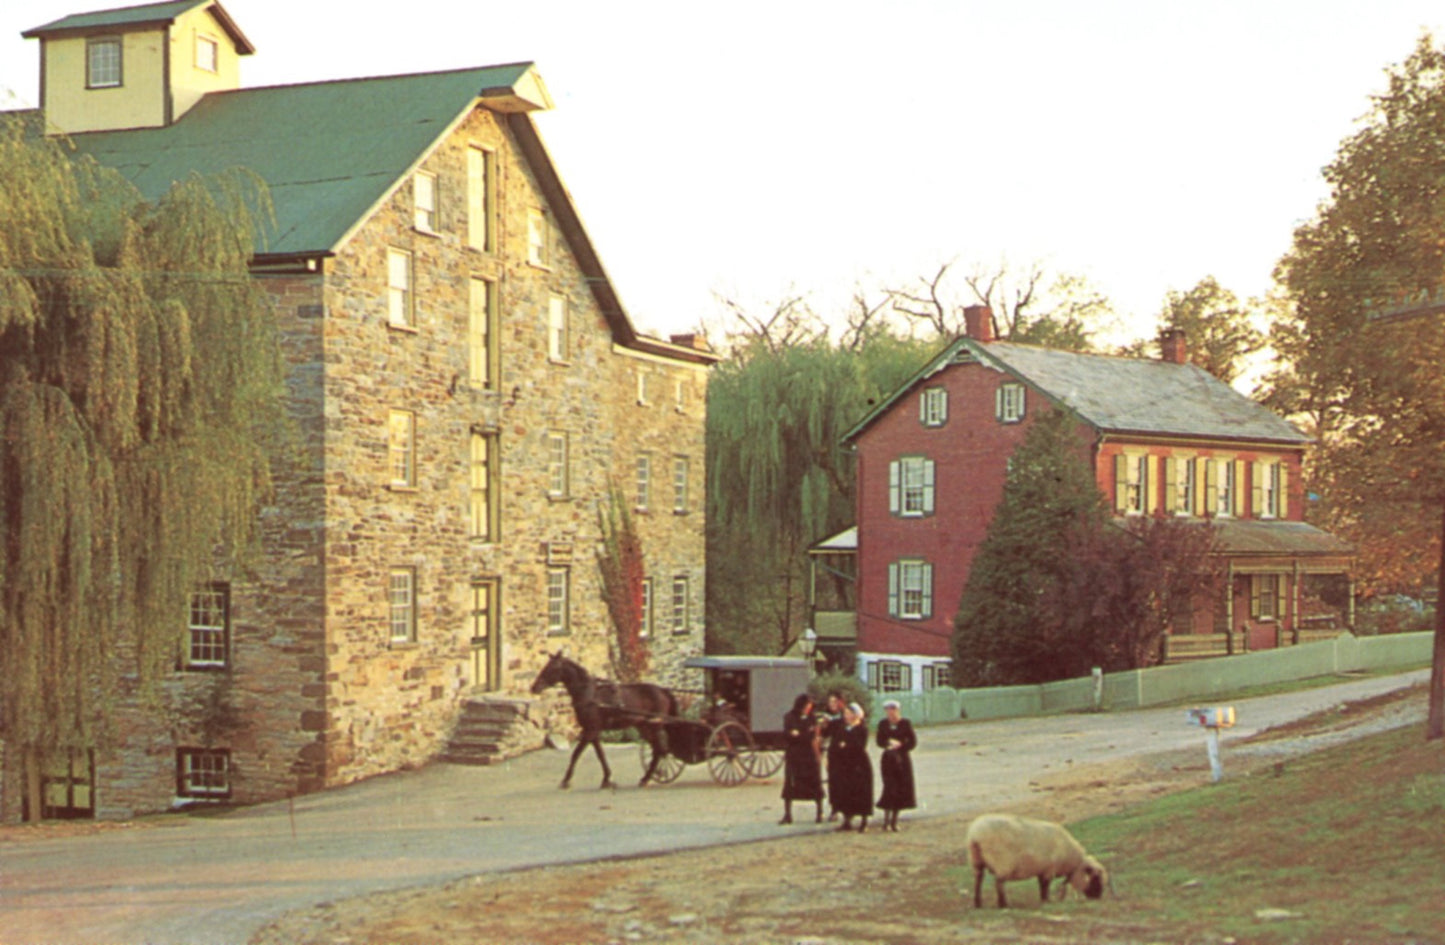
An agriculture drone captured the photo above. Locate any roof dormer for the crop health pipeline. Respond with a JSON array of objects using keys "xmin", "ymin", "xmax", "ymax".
[{"xmin": 22, "ymin": 0, "xmax": 254, "ymax": 135}]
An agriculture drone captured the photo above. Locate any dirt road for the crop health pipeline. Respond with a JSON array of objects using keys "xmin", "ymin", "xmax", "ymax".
[{"xmin": 0, "ymin": 668, "xmax": 1428, "ymax": 945}]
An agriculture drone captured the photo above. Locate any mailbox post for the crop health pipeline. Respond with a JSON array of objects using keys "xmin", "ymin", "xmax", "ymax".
[{"xmin": 1186, "ymin": 706, "xmax": 1236, "ymax": 782}]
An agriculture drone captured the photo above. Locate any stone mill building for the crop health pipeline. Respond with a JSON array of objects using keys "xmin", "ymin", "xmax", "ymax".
[{"xmin": 2, "ymin": 0, "xmax": 714, "ymax": 820}]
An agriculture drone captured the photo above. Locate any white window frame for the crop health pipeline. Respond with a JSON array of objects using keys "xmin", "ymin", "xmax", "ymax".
[
  {"xmin": 413, "ymin": 171, "xmax": 438, "ymax": 232},
  {"xmin": 177, "ymin": 748, "xmax": 230, "ymax": 799},
  {"xmin": 468, "ymin": 277, "xmax": 496, "ymax": 389},
  {"xmin": 527, "ymin": 208, "xmax": 550, "ymax": 267},
  {"xmin": 1174, "ymin": 457, "xmax": 1196, "ymax": 517},
  {"xmin": 635, "ymin": 453, "xmax": 652, "ymax": 510},
  {"xmin": 195, "ymin": 34, "xmax": 219, "ymax": 74},
  {"xmin": 187, "ymin": 584, "xmax": 229, "ymax": 669},
  {"xmin": 996, "ymin": 382, "xmax": 1026, "ymax": 423},
  {"xmin": 546, "ymin": 432, "xmax": 569, "ymax": 499},
  {"xmin": 671, "ymin": 576, "xmax": 690, "ymax": 635},
  {"xmin": 547, "ymin": 295, "xmax": 568, "ymax": 362},
  {"xmin": 921, "ymin": 387, "xmax": 948, "ymax": 427},
  {"xmin": 389, "ymin": 568, "xmax": 417, "ymax": 642},
  {"xmin": 547, "ymin": 567, "xmax": 570, "ymax": 635},
  {"xmin": 889, "ymin": 456, "xmax": 935, "ymax": 517},
  {"xmin": 87, "ymin": 37, "xmax": 122, "ymax": 88},
  {"xmin": 1251, "ymin": 573, "xmax": 1283, "ymax": 622},
  {"xmin": 1262, "ymin": 461, "xmax": 1283, "ymax": 519},
  {"xmin": 469, "ymin": 431, "xmax": 496, "ymax": 541},
  {"xmin": 387, "ymin": 248, "xmax": 413, "ymax": 328},
  {"xmin": 466, "ymin": 146, "xmax": 494, "ymax": 251},
  {"xmin": 1123, "ymin": 454, "xmax": 1148, "ymax": 516},
  {"xmin": 672, "ymin": 455, "xmax": 689, "ymax": 513},
  {"xmin": 887, "ymin": 559, "xmax": 934, "ymax": 620},
  {"xmin": 877, "ymin": 660, "xmax": 912, "ymax": 693},
  {"xmin": 388, "ymin": 409, "xmax": 416, "ymax": 487},
  {"xmin": 1214, "ymin": 458, "xmax": 1236, "ymax": 518}
]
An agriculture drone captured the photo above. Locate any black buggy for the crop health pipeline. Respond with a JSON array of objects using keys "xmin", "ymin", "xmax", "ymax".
[{"xmin": 639, "ymin": 656, "xmax": 812, "ymax": 786}]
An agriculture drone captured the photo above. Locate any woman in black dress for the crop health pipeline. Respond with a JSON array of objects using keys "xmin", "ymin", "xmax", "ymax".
[
  {"xmin": 779, "ymin": 693, "xmax": 823, "ymax": 824},
  {"xmin": 827, "ymin": 702, "xmax": 873, "ymax": 832},
  {"xmin": 875, "ymin": 699, "xmax": 917, "ymax": 832}
]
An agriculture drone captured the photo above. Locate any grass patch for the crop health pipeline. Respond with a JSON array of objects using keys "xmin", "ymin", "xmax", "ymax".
[
  {"xmin": 1142, "ymin": 663, "xmax": 1431, "ymax": 711},
  {"xmin": 1069, "ymin": 724, "xmax": 1445, "ymax": 943}
]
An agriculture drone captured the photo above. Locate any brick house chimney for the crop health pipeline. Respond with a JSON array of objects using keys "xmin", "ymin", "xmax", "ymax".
[
  {"xmin": 963, "ymin": 305, "xmax": 995, "ymax": 342},
  {"xmin": 1160, "ymin": 327, "xmax": 1188, "ymax": 365}
]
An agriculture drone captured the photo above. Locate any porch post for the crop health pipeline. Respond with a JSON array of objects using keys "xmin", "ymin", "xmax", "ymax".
[
  {"xmin": 1225, "ymin": 562, "xmax": 1236, "ymax": 653},
  {"xmin": 1292, "ymin": 559, "xmax": 1302, "ymax": 644}
]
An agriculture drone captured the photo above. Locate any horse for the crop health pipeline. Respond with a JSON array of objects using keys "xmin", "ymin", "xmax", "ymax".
[{"xmin": 529, "ymin": 651, "xmax": 678, "ymax": 789}]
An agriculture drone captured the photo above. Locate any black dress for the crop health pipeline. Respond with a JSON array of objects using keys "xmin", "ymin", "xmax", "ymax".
[
  {"xmin": 876, "ymin": 717, "xmax": 917, "ymax": 811},
  {"xmin": 827, "ymin": 721, "xmax": 874, "ymax": 818},
  {"xmin": 781, "ymin": 708, "xmax": 823, "ymax": 801}
]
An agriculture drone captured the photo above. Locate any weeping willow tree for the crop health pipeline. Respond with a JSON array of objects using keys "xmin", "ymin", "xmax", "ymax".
[
  {"xmin": 0, "ymin": 115, "xmax": 282, "ymax": 819},
  {"xmin": 706, "ymin": 329, "xmax": 930, "ymax": 655}
]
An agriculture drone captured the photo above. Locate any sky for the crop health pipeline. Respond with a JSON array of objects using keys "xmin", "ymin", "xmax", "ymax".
[{"xmin": 3, "ymin": 1, "xmax": 1445, "ymax": 346}]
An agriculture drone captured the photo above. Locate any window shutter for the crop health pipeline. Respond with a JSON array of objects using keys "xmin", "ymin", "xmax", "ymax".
[
  {"xmin": 901, "ymin": 663, "xmax": 913, "ymax": 691},
  {"xmin": 1276, "ymin": 575, "xmax": 1287, "ymax": 623},
  {"xmin": 923, "ymin": 460, "xmax": 936, "ymax": 514},
  {"xmin": 1194, "ymin": 458, "xmax": 1208, "ymax": 516},
  {"xmin": 1017, "ymin": 387, "xmax": 1026, "ymax": 420},
  {"xmin": 1204, "ymin": 460, "xmax": 1218, "ymax": 514},
  {"xmin": 866, "ymin": 661, "xmax": 879, "ymax": 690},
  {"xmin": 939, "ymin": 390, "xmax": 948, "ymax": 424},
  {"xmin": 1113, "ymin": 454, "xmax": 1128, "ymax": 513},
  {"xmin": 1143, "ymin": 455, "xmax": 1157, "ymax": 515},
  {"xmin": 1251, "ymin": 461, "xmax": 1264, "ymax": 518},
  {"xmin": 1277, "ymin": 463, "xmax": 1289, "ymax": 518},
  {"xmin": 1249, "ymin": 576, "xmax": 1262, "ymax": 619},
  {"xmin": 889, "ymin": 461, "xmax": 901, "ymax": 515},
  {"xmin": 921, "ymin": 563, "xmax": 933, "ymax": 618},
  {"xmin": 1233, "ymin": 460, "xmax": 1247, "ymax": 517},
  {"xmin": 919, "ymin": 391, "xmax": 927, "ymax": 423},
  {"xmin": 1163, "ymin": 457, "xmax": 1178, "ymax": 513},
  {"xmin": 995, "ymin": 386, "xmax": 1003, "ymax": 421},
  {"xmin": 887, "ymin": 563, "xmax": 899, "ymax": 616}
]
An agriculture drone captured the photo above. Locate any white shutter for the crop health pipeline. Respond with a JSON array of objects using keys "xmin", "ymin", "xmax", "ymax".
[
  {"xmin": 889, "ymin": 461, "xmax": 901, "ymax": 514},
  {"xmin": 995, "ymin": 386, "xmax": 1003, "ymax": 421},
  {"xmin": 1278, "ymin": 463, "xmax": 1289, "ymax": 518},
  {"xmin": 923, "ymin": 459, "xmax": 936, "ymax": 514},
  {"xmin": 919, "ymin": 391, "xmax": 927, "ymax": 423},
  {"xmin": 887, "ymin": 562, "xmax": 899, "ymax": 617},
  {"xmin": 938, "ymin": 389, "xmax": 948, "ymax": 424},
  {"xmin": 921, "ymin": 563, "xmax": 933, "ymax": 618}
]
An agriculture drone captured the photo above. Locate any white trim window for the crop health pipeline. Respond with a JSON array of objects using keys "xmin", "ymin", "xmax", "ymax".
[
  {"xmin": 87, "ymin": 37, "xmax": 122, "ymax": 88},
  {"xmin": 187, "ymin": 584, "xmax": 230, "ymax": 669},
  {"xmin": 413, "ymin": 171, "xmax": 438, "ymax": 232},
  {"xmin": 888, "ymin": 456, "xmax": 935, "ymax": 517},
  {"xmin": 527, "ymin": 208, "xmax": 550, "ymax": 267},
  {"xmin": 547, "ymin": 295, "xmax": 568, "ymax": 362},
  {"xmin": 195, "ymin": 34, "xmax": 218, "ymax": 73},
  {"xmin": 177, "ymin": 748, "xmax": 230, "ymax": 799},
  {"xmin": 547, "ymin": 568, "xmax": 570, "ymax": 635},
  {"xmin": 469, "ymin": 431, "xmax": 497, "ymax": 541},
  {"xmin": 389, "ymin": 568, "xmax": 417, "ymax": 642},
  {"xmin": 996, "ymin": 382, "xmax": 1026, "ymax": 423},
  {"xmin": 920, "ymin": 387, "xmax": 948, "ymax": 427},
  {"xmin": 387, "ymin": 248, "xmax": 413, "ymax": 327},
  {"xmin": 922, "ymin": 662, "xmax": 952, "ymax": 690},
  {"xmin": 887, "ymin": 559, "xmax": 934, "ymax": 619},
  {"xmin": 467, "ymin": 146, "xmax": 494, "ymax": 251},
  {"xmin": 546, "ymin": 432, "xmax": 569, "ymax": 499},
  {"xmin": 1209, "ymin": 457, "xmax": 1237, "ymax": 517},
  {"xmin": 468, "ymin": 277, "xmax": 495, "ymax": 389},
  {"xmin": 635, "ymin": 453, "xmax": 652, "ymax": 510},
  {"xmin": 1257, "ymin": 460, "xmax": 1286, "ymax": 519},
  {"xmin": 1250, "ymin": 573, "xmax": 1284, "ymax": 621},
  {"xmin": 388, "ymin": 409, "xmax": 416, "ymax": 487},
  {"xmin": 672, "ymin": 455, "xmax": 689, "ymax": 513},
  {"xmin": 1166, "ymin": 456, "xmax": 1196, "ymax": 516},
  {"xmin": 1114, "ymin": 453, "xmax": 1149, "ymax": 515},
  {"xmin": 640, "ymin": 578, "xmax": 653, "ymax": 639},
  {"xmin": 671, "ymin": 576, "xmax": 690, "ymax": 634}
]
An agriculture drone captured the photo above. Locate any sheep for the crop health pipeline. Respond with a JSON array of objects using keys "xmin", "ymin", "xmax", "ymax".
[{"xmin": 964, "ymin": 813, "xmax": 1108, "ymax": 908}]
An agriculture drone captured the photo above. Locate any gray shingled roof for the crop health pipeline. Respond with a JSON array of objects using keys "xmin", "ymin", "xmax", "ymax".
[
  {"xmin": 1211, "ymin": 519, "xmax": 1353, "ymax": 557},
  {"xmin": 977, "ymin": 341, "xmax": 1311, "ymax": 444}
]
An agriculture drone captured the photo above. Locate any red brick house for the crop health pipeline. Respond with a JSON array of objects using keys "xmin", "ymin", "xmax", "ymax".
[{"xmin": 818, "ymin": 306, "xmax": 1353, "ymax": 693}]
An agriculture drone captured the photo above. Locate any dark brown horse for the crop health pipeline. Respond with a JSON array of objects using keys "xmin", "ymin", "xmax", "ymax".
[{"xmin": 529, "ymin": 651, "xmax": 677, "ymax": 789}]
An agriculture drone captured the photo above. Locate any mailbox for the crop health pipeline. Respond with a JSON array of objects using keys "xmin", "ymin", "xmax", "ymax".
[{"xmin": 1187, "ymin": 706, "xmax": 1236, "ymax": 728}]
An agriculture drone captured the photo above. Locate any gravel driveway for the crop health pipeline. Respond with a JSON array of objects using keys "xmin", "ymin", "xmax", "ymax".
[{"xmin": 0, "ymin": 668, "xmax": 1428, "ymax": 945}]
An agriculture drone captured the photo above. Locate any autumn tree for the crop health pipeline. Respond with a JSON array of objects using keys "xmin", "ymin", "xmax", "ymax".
[
  {"xmin": 0, "ymin": 116, "xmax": 282, "ymax": 817},
  {"xmin": 952, "ymin": 409, "xmax": 1220, "ymax": 685},
  {"xmin": 1155, "ymin": 277, "xmax": 1265, "ymax": 384},
  {"xmin": 1266, "ymin": 34, "xmax": 1445, "ymax": 738}
]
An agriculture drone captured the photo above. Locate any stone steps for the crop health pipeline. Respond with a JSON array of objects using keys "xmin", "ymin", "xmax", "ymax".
[{"xmin": 441, "ymin": 696, "xmax": 543, "ymax": 766}]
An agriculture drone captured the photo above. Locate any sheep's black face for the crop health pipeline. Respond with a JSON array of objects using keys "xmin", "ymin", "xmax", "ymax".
[{"xmin": 1083, "ymin": 867, "xmax": 1105, "ymax": 899}]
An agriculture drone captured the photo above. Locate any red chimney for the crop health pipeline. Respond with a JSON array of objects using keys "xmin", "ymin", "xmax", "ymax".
[
  {"xmin": 1160, "ymin": 328, "xmax": 1188, "ymax": 365},
  {"xmin": 963, "ymin": 305, "xmax": 994, "ymax": 342}
]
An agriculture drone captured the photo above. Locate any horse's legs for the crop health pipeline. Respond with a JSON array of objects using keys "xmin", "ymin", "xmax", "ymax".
[
  {"xmin": 590, "ymin": 738, "xmax": 613, "ymax": 789},
  {"xmin": 637, "ymin": 726, "xmax": 663, "ymax": 787},
  {"xmin": 561, "ymin": 737, "xmax": 589, "ymax": 789}
]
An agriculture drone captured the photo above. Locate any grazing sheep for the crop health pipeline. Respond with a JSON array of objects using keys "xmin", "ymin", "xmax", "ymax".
[{"xmin": 965, "ymin": 813, "xmax": 1108, "ymax": 908}]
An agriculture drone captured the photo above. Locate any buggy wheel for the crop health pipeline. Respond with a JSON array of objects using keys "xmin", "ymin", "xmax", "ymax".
[
  {"xmin": 639, "ymin": 740, "xmax": 685, "ymax": 784},
  {"xmin": 705, "ymin": 720, "xmax": 753, "ymax": 787},
  {"xmin": 744, "ymin": 747, "xmax": 784, "ymax": 779}
]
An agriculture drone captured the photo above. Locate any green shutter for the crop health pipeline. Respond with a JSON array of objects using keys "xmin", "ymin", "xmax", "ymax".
[
  {"xmin": 923, "ymin": 459, "xmax": 935, "ymax": 514},
  {"xmin": 889, "ymin": 461, "xmax": 900, "ymax": 515},
  {"xmin": 921, "ymin": 563, "xmax": 933, "ymax": 618},
  {"xmin": 887, "ymin": 562, "xmax": 899, "ymax": 616}
]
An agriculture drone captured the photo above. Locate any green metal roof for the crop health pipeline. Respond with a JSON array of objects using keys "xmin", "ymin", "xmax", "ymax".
[
  {"xmin": 69, "ymin": 65, "xmax": 539, "ymax": 258},
  {"xmin": 844, "ymin": 336, "xmax": 1310, "ymax": 446}
]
